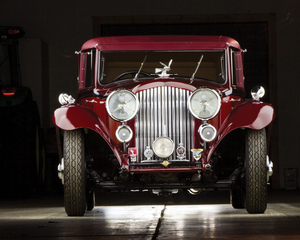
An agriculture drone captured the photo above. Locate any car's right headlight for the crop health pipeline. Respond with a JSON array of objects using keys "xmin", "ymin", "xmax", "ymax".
[
  {"xmin": 106, "ymin": 89, "xmax": 139, "ymax": 122},
  {"xmin": 188, "ymin": 88, "xmax": 221, "ymax": 120}
]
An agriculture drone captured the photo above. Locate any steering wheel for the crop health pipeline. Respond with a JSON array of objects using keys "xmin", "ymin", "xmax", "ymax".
[{"xmin": 113, "ymin": 71, "xmax": 151, "ymax": 81}]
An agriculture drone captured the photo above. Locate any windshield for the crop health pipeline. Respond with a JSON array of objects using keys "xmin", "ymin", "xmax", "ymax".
[{"xmin": 99, "ymin": 50, "xmax": 226, "ymax": 84}]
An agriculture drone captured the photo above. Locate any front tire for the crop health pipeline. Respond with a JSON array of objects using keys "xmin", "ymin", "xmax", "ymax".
[
  {"xmin": 64, "ymin": 129, "xmax": 86, "ymax": 216},
  {"xmin": 86, "ymin": 190, "xmax": 95, "ymax": 211},
  {"xmin": 245, "ymin": 128, "xmax": 267, "ymax": 214},
  {"xmin": 231, "ymin": 187, "xmax": 245, "ymax": 209}
]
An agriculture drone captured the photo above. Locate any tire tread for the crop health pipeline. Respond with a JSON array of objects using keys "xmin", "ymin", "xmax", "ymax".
[
  {"xmin": 245, "ymin": 128, "xmax": 267, "ymax": 214},
  {"xmin": 64, "ymin": 129, "xmax": 86, "ymax": 216}
]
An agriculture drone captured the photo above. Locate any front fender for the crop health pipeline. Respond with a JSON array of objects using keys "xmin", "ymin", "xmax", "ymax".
[
  {"xmin": 220, "ymin": 101, "xmax": 275, "ymax": 132},
  {"xmin": 52, "ymin": 105, "xmax": 122, "ymax": 162},
  {"xmin": 53, "ymin": 105, "xmax": 105, "ymax": 131},
  {"xmin": 208, "ymin": 102, "xmax": 275, "ymax": 160}
]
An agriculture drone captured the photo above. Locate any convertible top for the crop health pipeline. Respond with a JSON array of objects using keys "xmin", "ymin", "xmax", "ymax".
[{"xmin": 81, "ymin": 35, "xmax": 241, "ymax": 51}]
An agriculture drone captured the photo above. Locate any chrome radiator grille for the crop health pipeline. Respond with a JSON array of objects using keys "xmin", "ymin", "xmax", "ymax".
[{"xmin": 136, "ymin": 86, "xmax": 194, "ymax": 162}]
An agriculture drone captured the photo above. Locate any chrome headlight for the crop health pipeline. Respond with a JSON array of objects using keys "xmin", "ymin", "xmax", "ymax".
[
  {"xmin": 106, "ymin": 89, "xmax": 139, "ymax": 122},
  {"xmin": 152, "ymin": 137, "xmax": 174, "ymax": 159},
  {"xmin": 116, "ymin": 124, "xmax": 133, "ymax": 143},
  {"xmin": 188, "ymin": 88, "xmax": 221, "ymax": 120},
  {"xmin": 199, "ymin": 123, "xmax": 217, "ymax": 142}
]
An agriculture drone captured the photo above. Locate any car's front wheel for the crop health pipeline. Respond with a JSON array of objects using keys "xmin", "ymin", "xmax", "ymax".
[
  {"xmin": 86, "ymin": 190, "xmax": 95, "ymax": 211},
  {"xmin": 64, "ymin": 129, "xmax": 86, "ymax": 216},
  {"xmin": 245, "ymin": 128, "xmax": 267, "ymax": 214},
  {"xmin": 230, "ymin": 187, "xmax": 245, "ymax": 209}
]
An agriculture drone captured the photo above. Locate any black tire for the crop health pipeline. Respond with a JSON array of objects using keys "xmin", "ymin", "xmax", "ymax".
[
  {"xmin": 245, "ymin": 128, "xmax": 267, "ymax": 214},
  {"xmin": 230, "ymin": 187, "xmax": 245, "ymax": 209},
  {"xmin": 64, "ymin": 129, "xmax": 86, "ymax": 216},
  {"xmin": 86, "ymin": 190, "xmax": 95, "ymax": 211}
]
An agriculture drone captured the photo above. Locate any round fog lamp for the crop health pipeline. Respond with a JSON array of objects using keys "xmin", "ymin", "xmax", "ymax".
[
  {"xmin": 199, "ymin": 124, "xmax": 217, "ymax": 142},
  {"xmin": 152, "ymin": 137, "xmax": 174, "ymax": 158},
  {"xmin": 116, "ymin": 125, "xmax": 133, "ymax": 143}
]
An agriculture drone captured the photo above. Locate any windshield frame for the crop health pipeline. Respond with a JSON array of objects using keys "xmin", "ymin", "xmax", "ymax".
[{"xmin": 97, "ymin": 49, "xmax": 228, "ymax": 86}]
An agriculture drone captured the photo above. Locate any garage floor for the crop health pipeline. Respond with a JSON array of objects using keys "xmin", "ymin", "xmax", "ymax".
[{"xmin": 0, "ymin": 190, "xmax": 300, "ymax": 239}]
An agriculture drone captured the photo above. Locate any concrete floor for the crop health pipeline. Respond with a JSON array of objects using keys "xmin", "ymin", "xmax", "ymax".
[{"xmin": 0, "ymin": 190, "xmax": 300, "ymax": 239}]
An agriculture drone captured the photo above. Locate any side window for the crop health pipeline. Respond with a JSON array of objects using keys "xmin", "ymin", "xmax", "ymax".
[
  {"xmin": 78, "ymin": 50, "xmax": 95, "ymax": 89},
  {"xmin": 230, "ymin": 48, "xmax": 244, "ymax": 87}
]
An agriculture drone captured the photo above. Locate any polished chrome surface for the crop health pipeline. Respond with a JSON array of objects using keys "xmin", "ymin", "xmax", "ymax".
[
  {"xmin": 188, "ymin": 88, "xmax": 221, "ymax": 120},
  {"xmin": 136, "ymin": 86, "xmax": 194, "ymax": 162},
  {"xmin": 152, "ymin": 136, "xmax": 175, "ymax": 158},
  {"xmin": 199, "ymin": 123, "xmax": 217, "ymax": 142},
  {"xmin": 251, "ymin": 85, "xmax": 265, "ymax": 101},
  {"xmin": 106, "ymin": 89, "xmax": 139, "ymax": 122},
  {"xmin": 115, "ymin": 124, "xmax": 133, "ymax": 143},
  {"xmin": 58, "ymin": 93, "xmax": 75, "ymax": 105}
]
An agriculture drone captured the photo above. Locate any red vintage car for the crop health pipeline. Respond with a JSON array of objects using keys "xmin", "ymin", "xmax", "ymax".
[{"xmin": 53, "ymin": 35, "xmax": 275, "ymax": 216}]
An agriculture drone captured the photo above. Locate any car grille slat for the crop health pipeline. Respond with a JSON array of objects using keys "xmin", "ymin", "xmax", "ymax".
[{"xmin": 136, "ymin": 86, "xmax": 194, "ymax": 162}]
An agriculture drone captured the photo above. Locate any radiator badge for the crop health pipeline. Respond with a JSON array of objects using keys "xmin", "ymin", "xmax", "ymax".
[
  {"xmin": 144, "ymin": 146, "xmax": 153, "ymax": 161},
  {"xmin": 128, "ymin": 147, "xmax": 137, "ymax": 163},
  {"xmin": 162, "ymin": 160, "xmax": 170, "ymax": 168},
  {"xmin": 176, "ymin": 143, "xmax": 186, "ymax": 160},
  {"xmin": 191, "ymin": 148, "xmax": 203, "ymax": 161}
]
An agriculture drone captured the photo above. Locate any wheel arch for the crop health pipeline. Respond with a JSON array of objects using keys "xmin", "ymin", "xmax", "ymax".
[
  {"xmin": 53, "ymin": 105, "xmax": 123, "ymax": 165},
  {"xmin": 208, "ymin": 102, "xmax": 275, "ymax": 161}
]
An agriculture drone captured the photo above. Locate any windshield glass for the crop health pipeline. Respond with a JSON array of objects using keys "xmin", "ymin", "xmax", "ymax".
[{"xmin": 99, "ymin": 50, "xmax": 226, "ymax": 84}]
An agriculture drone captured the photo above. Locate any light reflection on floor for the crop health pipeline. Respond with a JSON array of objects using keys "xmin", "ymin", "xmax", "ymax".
[{"xmin": 0, "ymin": 193, "xmax": 300, "ymax": 239}]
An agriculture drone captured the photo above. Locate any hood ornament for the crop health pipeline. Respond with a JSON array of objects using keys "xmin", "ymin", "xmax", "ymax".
[{"xmin": 156, "ymin": 59, "xmax": 173, "ymax": 78}]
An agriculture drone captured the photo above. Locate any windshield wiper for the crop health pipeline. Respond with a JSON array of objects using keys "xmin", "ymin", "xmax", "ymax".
[
  {"xmin": 100, "ymin": 56, "xmax": 105, "ymax": 82},
  {"xmin": 190, "ymin": 55, "xmax": 204, "ymax": 84},
  {"xmin": 220, "ymin": 55, "xmax": 225, "ymax": 81},
  {"xmin": 133, "ymin": 55, "xmax": 147, "ymax": 82}
]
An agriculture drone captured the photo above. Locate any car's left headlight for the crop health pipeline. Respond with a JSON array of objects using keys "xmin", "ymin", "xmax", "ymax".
[
  {"xmin": 106, "ymin": 89, "xmax": 139, "ymax": 122},
  {"xmin": 188, "ymin": 88, "xmax": 221, "ymax": 120}
]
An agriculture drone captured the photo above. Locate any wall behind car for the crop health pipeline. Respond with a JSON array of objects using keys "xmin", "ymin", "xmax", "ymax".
[{"xmin": 0, "ymin": 0, "xmax": 299, "ymax": 189}]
